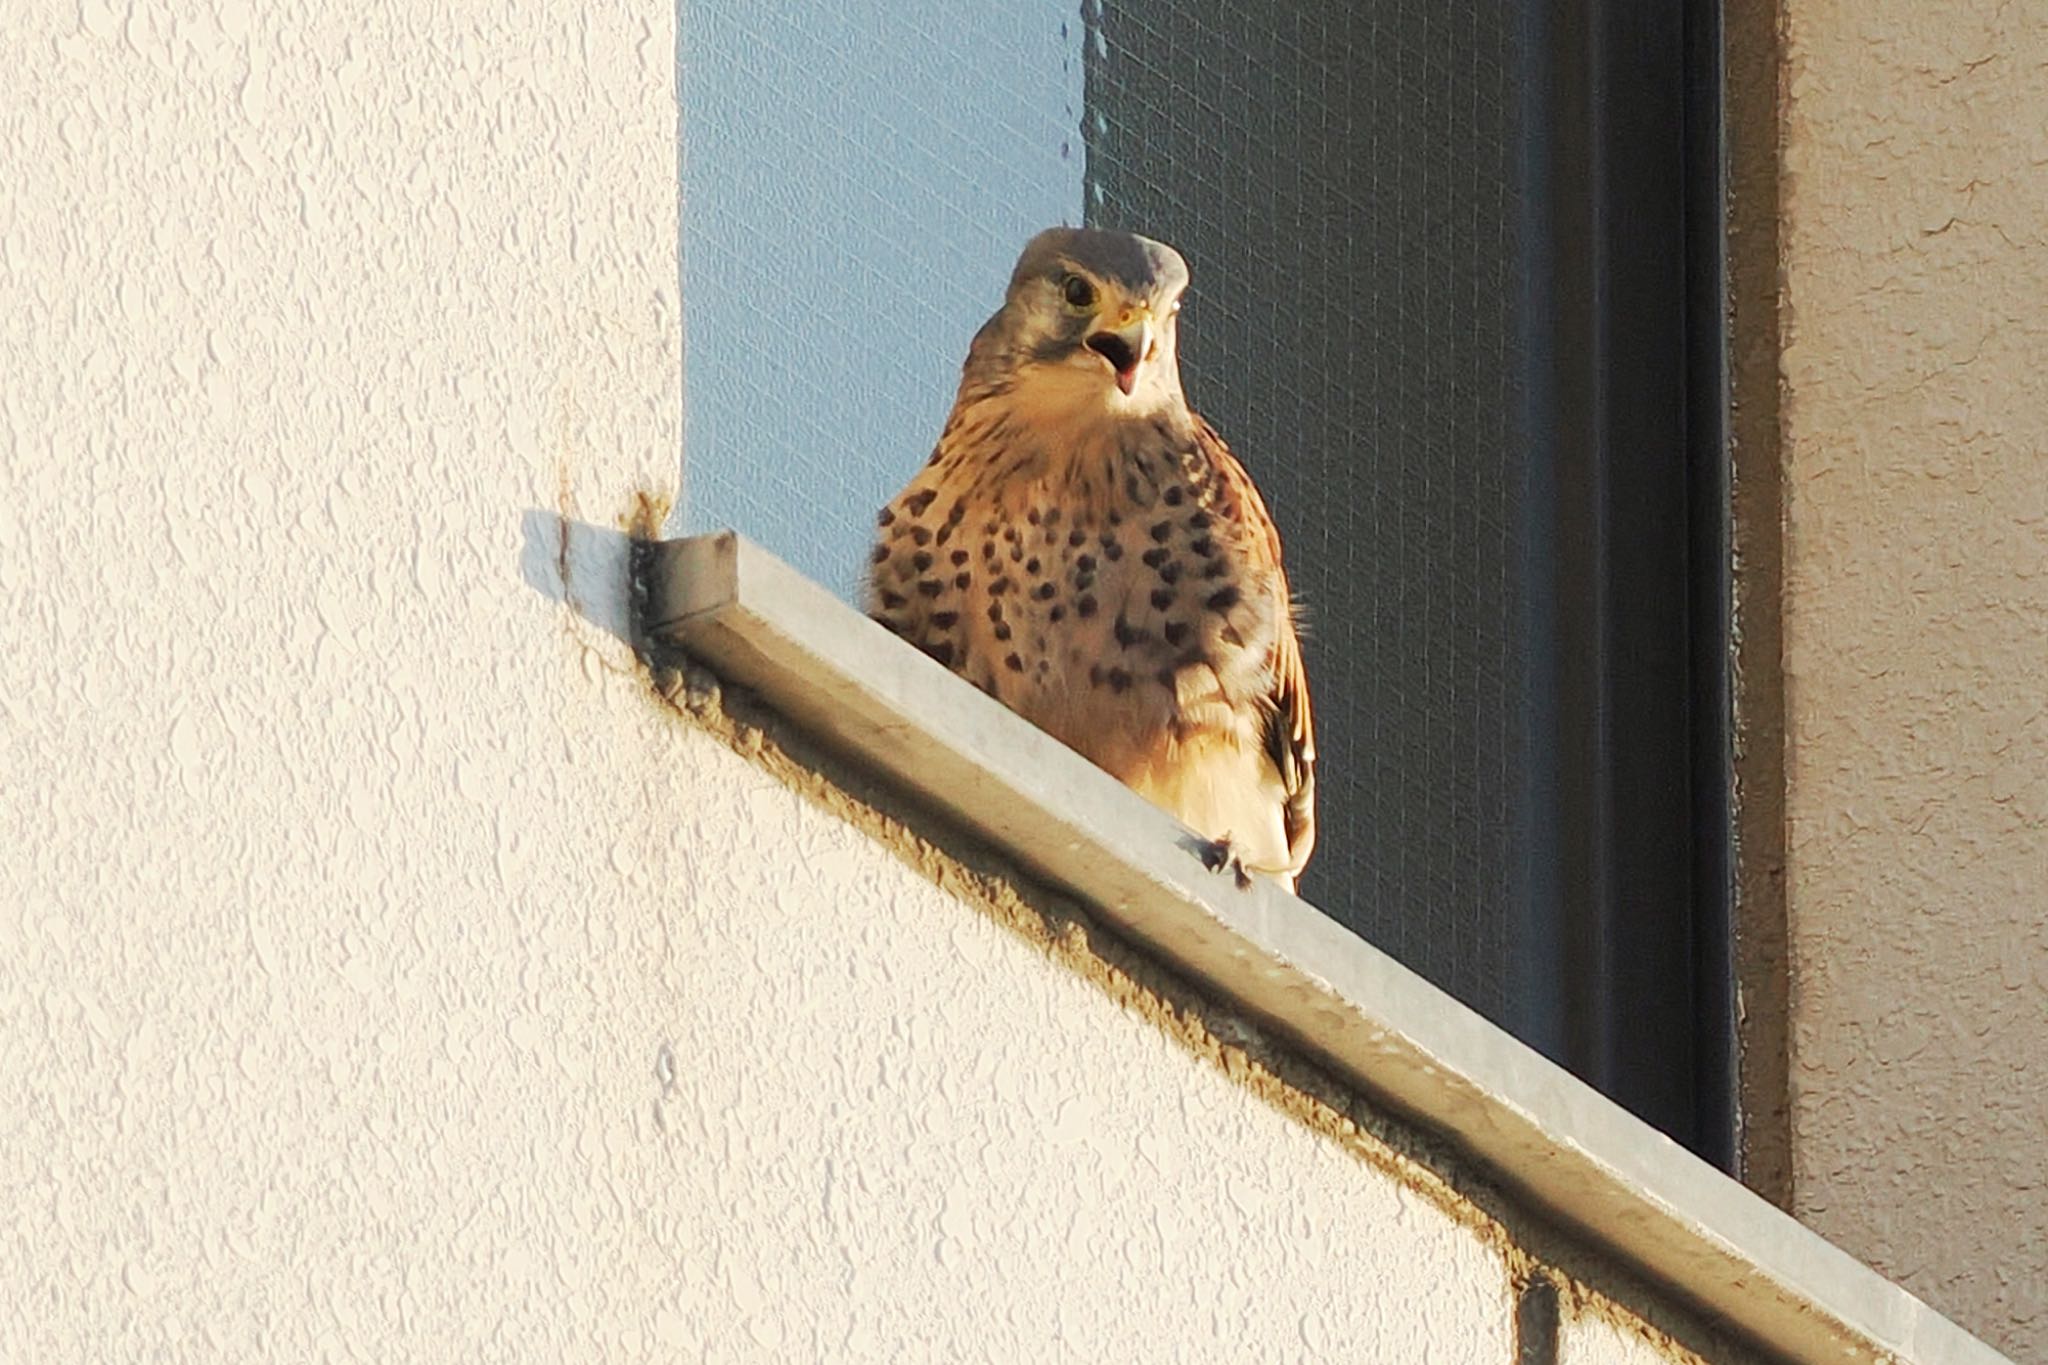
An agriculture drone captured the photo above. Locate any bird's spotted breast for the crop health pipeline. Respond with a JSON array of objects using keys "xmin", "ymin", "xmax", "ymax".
[{"xmin": 867, "ymin": 425, "xmax": 1283, "ymax": 767}]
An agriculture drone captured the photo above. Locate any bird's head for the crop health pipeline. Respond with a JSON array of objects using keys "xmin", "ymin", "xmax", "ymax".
[{"xmin": 966, "ymin": 227, "xmax": 1191, "ymax": 413}]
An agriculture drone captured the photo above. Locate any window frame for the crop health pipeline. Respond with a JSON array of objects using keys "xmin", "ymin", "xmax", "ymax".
[{"xmin": 1529, "ymin": 0, "xmax": 1734, "ymax": 1165}]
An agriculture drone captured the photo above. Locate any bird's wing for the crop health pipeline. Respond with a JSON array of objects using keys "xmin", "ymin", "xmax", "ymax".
[{"xmin": 1194, "ymin": 417, "xmax": 1317, "ymax": 879}]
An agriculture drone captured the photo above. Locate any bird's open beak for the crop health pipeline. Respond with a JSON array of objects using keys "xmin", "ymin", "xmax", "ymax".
[{"xmin": 1085, "ymin": 308, "xmax": 1153, "ymax": 396}]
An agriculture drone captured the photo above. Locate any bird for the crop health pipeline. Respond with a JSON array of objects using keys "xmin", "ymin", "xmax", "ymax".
[{"xmin": 865, "ymin": 227, "xmax": 1314, "ymax": 890}]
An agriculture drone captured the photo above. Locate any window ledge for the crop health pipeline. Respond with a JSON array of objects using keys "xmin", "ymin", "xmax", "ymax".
[{"xmin": 637, "ymin": 530, "xmax": 2010, "ymax": 1365}]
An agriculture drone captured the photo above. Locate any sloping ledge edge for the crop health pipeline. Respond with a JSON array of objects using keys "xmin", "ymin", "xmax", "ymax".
[{"xmin": 635, "ymin": 530, "xmax": 2010, "ymax": 1365}]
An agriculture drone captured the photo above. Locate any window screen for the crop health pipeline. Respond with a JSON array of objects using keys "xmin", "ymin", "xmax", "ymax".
[
  {"xmin": 680, "ymin": 0, "xmax": 1726, "ymax": 1157},
  {"xmin": 1082, "ymin": 0, "xmax": 1534, "ymax": 1032},
  {"xmin": 679, "ymin": 0, "xmax": 1086, "ymax": 596}
]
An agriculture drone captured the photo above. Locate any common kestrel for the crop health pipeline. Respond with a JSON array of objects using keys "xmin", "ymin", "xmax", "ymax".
[{"xmin": 867, "ymin": 228, "xmax": 1315, "ymax": 889}]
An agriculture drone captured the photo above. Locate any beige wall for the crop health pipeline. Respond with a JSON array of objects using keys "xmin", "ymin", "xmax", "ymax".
[{"xmin": 1778, "ymin": 0, "xmax": 2048, "ymax": 1355}]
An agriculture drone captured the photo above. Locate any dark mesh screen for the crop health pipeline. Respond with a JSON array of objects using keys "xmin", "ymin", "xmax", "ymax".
[{"xmin": 1083, "ymin": 0, "xmax": 1534, "ymax": 1027}]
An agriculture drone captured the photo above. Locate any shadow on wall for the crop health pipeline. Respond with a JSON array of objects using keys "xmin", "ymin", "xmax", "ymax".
[{"xmin": 519, "ymin": 509, "xmax": 635, "ymax": 647}]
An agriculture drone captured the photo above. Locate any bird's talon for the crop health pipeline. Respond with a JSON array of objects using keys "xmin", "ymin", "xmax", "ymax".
[{"xmin": 1197, "ymin": 835, "xmax": 1254, "ymax": 890}]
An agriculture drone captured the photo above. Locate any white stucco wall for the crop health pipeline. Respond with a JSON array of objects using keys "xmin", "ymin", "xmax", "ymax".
[
  {"xmin": 1, "ymin": 2, "xmax": 1525, "ymax": 1358},
  {"xmin": 1778, "ymin": 2, "xmax": 2048, "ymax": 1356}
]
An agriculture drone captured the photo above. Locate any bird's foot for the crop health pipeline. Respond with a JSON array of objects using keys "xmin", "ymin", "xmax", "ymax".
[{"xmin": 1197, "ymin": 834, "xmax": 1254, "ymax": 891}]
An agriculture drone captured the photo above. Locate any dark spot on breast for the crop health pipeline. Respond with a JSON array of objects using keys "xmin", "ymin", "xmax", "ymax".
[
  {"xmin": 987, "ymin": 601, "xmax": 1004, "ymax": 621},
  {"xmin": 991, "ymin": 577, "xmax": 1012, "ymax": 596},
  {"xmin": 1163, "ymin": 486, "xmax": 1185, "ymax": 506},
  {"xmin": 1158, "ymin": 562, "xmax": 1182, "ymax": 585},
  {"xmin": 1010, "ymin": 544, "xmax": 1024, "ymax": 563},
  {"xmin": 1003, "ymin": 525, "xmax": 1020, "ymax": 542},
  {"xmin": 1025, "ymin": 558, "xmax": 1041, "ymax": 575},
  {"xmin": 1068, "ymin": 528, "xmax": 1087, "ymax": 547},
  {"xmin": 1150, "ymin": 587, "xmax": 1175, "ymax": 611},
  {"xmin": 1049, "ymin": 605, "xmax": 1066, "ymax": 622},
  {"xmin": 1114, "ymin": 614, "xmax": 1147, "ymax": 648},
  {"xmin": 1190, "ymin": 536, "xmax": 1215, "ymax": 557},
  {"xmin": 912, "ymin": 551, "xmax": 933, "ymax": 572},
  {"xmin": 1044, "ymin": 507, "xmax": 1061, "ymax": 525},
  {"xmin": 925, "ymin": 641, "xmax": 955, "ymax": 666},
  {"xmin": 905, "ymin": 490, "xmax": 937, "ymax": 516},
  {"xmin": 1089, "ymin": 664, "xmax": 1104, "ymax": 687},
  {"xmin": 1027, "ymin": 507, "xmax": 1041, "ymax": 525},
  {"xmin": 1103, "ymin": 542, "xmax": 1124, "ymax": 562},
  {"xmin": 1206, "ymin": 586, "xmax": 1242, "ymax": 612},
  {"xmin": 1141, "ymin": 546, "xmax": 1170, "ymax": 569},
  {"xmin": 910, "ymin": 526, "xmax": 933, "ymax": 547},
  {"xmin": 931, "ymin": 611, "xmax": 958, "ymax": 629},
  {"xmin": 1203, "ymin": 559, "xmax": 1230, "ymax": 580},
  {"xmin": 917, "ymin": 580, "xmax": 943, "ymax": 598},
  {"xmin": 1107, "ymin": 510, "xmax": 1123, "ymax": 526},
  {"xmin": 953, "ymin": 571, "xmax": 972, "ymax": 589},
  {"xmin": 1107, "ymin": 668, "xmax": 1132, "ymax": 693},
  {"xmin": 1005, "ymin": 652, "xmax": 1024, "ymax": 672},
  {"xmin": 1077, "ymin": 595, "xmax": 1098, "ymax": 618},
  {"xmin": 951, "ymin": 549, "xmax": 969, "ymax": 567},
  {"xmin": 981, "ymin": 542, "xmax": 998, "ymax": 561},
  {"xmin": 1156, "ymin": 667, "xmax": 1178, "ymax": 689},
  {"xmin": 936, "ymin": 526, "xmax": 952, "ymax": 547},
  {"xmin": 870, "ymin": 543, "xmax": 889, "ymax": 565},
  {"xmin": 1149, "ymin": 521, "xmax": 1173, "ymax": 543},
  {"xmin": 994, "ymin": 621, "xmax": 1013, "ymax": 641},
  {"xmin": 1188, "ymin": 512, "xmax": 1212, "ymax": 531},
  {"xmin": 1164, "ymin": 620, "xmax": 1191, "ymax": 647},
  {"xmin": 946, "ymin": 502, "xmax": 966, "ymax": 526},
  {"xmin": 1033, "ymin": 582, "xmax": 1056, "ymax": 601},
  {"xmin": 880, "ymin": 591, "xmax": 907, "ymax": 610},
  {"xmin": 1076, "ymin": 553, "xmax": 1096, "ymax": 572},
  {"xmin": 1075, "ymin": 573, "xmax": 1095, "ymax": 591},
  {"xmin": 877, "ymin": 507, "xmax": 896, "ymax": 528}
]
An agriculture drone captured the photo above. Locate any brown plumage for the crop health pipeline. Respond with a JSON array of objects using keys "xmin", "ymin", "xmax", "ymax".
[{"xmin": 866, "ymin": 228, "xmax": 1315, "ymax": 888}]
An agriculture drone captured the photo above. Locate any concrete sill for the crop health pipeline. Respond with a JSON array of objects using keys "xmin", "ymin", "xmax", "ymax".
[{"xmin": 636, "ymin": 530, "xmax": 2010, "ymax": 1365}]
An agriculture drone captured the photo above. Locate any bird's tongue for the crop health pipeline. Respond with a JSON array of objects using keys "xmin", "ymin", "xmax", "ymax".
[{"xmin": 1114, "ymin": 366, "xmax": 1138, "ymax": 396}]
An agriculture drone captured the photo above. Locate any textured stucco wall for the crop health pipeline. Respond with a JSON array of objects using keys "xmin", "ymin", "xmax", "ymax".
[
  {"xmin": 1779, "ymin": 1, "xmax": 2048, "ymax": 1356},
  {"xmin": 1565, "ymin": 1314, "xmax": 1676, "ymax": 1365},
  {"xmin": 0, "ymin": 2, "xmax": 1533, "ymax": 1358}
]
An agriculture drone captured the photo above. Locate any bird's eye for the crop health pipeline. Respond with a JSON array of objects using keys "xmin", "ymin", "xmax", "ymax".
[{"xmin": 1061, "ymin": 275, "xmax": 1097, "ymax": 310}]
